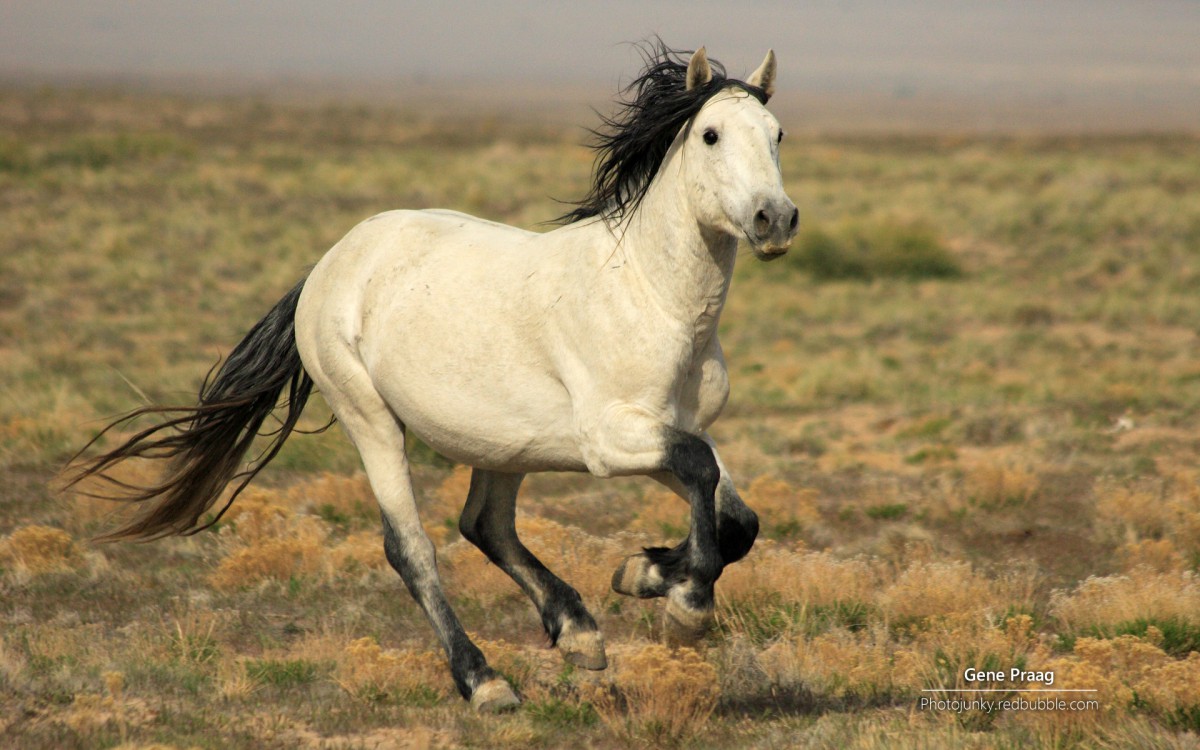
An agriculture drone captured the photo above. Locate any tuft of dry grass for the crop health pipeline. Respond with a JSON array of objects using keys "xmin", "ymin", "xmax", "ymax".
[
  {"xmin": 334, "ymin": 637, "xmax": 453, "ymax": 705},
  {"xmin": 625, "ymin": 488, "xmax": 688, "ymax": 540},
  {"xmin": 759, "ymin": 624, "xmax": 911, "ymax": 700},
  {"xmin": 718, "ymin": 542, "xmax": 878, "ymax": 606},
  {"xmin": 0, "ymin": 524, "xmax": 84, "ymax": 577},
  {"xmin": 1118, "ymin": 538, "xmax": 1187, "ymax": 574},
  {"xmin": 1012, "ymin": 633, "xmax": 1200, "ymax": 736},
  {"xmin": 215, "ymin": 655, "xmax": 262, "ymax": 702},
  {"xmin": 878, "ymin": 559, "xmax": 1002, "ymax": 621},
  {"xmin": 961, "ymin": 460, "xmax": 1040, "ymax": 509},
  {"xmin": 1094, "ymin": 474, "xmax": 1200, "ymax": 565},
  {"xmin": 1050, "ymin": 568, "xmax": 1200, "ymax": 630},
  {"xmin": 589, "ymin": 643, "xmax": 720, "ymax": 747},
  {"xmin": 745, "ymin": 476, "xmax": 822, "ymax": 540},
  {"xmin": 285, "ymin": 472, "xmax": 376, "ymax": 525},
  {"xmin": 208, "ymin": 504, "xmax": 329, "ymax": 590},
  {"xmin": 327, "ymin": 530, "xmax": 387, "ymax": 576}
]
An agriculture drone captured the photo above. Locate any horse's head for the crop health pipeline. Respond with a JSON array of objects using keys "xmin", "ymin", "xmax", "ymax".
[
  {"xmin": 679, "ymin": 48, "xmax": 798, "ymax": 260},
  {"xmin": 559, "ymin": 42, "xmax": 799, "ymax": 259}
]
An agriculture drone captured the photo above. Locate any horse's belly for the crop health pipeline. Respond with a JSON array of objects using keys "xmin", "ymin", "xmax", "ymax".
[{"xmin": 370, "ymin": 361, "xmax": 586, "ymax": 473}]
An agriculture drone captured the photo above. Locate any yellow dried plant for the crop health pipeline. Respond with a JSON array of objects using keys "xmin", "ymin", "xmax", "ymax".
[
  {"xmin": 327, "ymin": 530, "xmax": 387, "ymax": 576},
  {"xmin": 760, "ymin": 625, "xmax": 908, "ymax": 699},
  {"xmin": 625, "ymin": 488, "xmax": 689, "ymax": 539},
  {"xmin": 285, "ymin": 471, "xmax": 376, "ymax": 522},
  {"xmin": 208, "ymin": 505, "xmax": 328, "ymax": 590},
  {"xmin": 590, "ymin": 643, "xmax": 719, "ymax": 746},
  {"xmin": 877, "ymin": 560, "xmax": 998, "ymax": 621},
  {"xmin": 0, "ymin": 525, "xmax": 84, "ymax": 577},
  {"xmin": 745, "ymin": 476, "xmax": 822, "ymax": 539},
  {"xmin": 335, "ymin": 636, "xmax": 452, "ymax": 704},
  {"xmin": 962, "ymin": 461, "xmax": 1039, "ymax": 508},
  {"xmin": 717, "ymin": 542, "xmax": 877, "ymax": 606},
  {"xmin": 1050, "ymin": 568, "xmax": 1200, "ymax": 629}
]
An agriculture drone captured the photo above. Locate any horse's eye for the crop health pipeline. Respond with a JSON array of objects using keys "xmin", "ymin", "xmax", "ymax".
[
  {"xmin": 776, "ymin": 130, "xmax": 784, "ymax": 144},
  {"xmin": 703, "ymin": 129, "xmax": 719, "ymax": 146}
]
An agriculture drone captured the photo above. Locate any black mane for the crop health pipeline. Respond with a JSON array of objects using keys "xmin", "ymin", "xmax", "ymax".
[{"xmin": 556, "ymin": 41, "xmax": 769, "ymax": 225}]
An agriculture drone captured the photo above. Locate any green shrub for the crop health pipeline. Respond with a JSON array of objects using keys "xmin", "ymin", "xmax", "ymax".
[
  {"xmin": 244, "ymin": 658, "xmax": 323, "ymax": 687},
  {"xmin": 0, "ymin": 137, "xmax": 33, "ymax": 173},
  {"xmin": 787, "ymin": 220, "xmax": 962, "ymax": 281},
  {"xmin": 44, "ymin": 132, "xmax": 194, "ymax": 170},
  {"xmin": 866, "ymin": 503, "xmax": 909, "ymax": 520},
  {"xmin": 1084, "ymin": 618, "xmax": 1200, "ymax": 658}
]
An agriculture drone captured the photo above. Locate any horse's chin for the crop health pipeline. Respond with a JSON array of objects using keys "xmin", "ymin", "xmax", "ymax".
[{"xmin": 749, "ymin": 241, "xmax": 790, "ymax": 261}]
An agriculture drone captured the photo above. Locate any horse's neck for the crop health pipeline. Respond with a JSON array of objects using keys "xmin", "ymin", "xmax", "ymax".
[{"xmin": 620, "ymin": 170, "xmax": 738, "ymax": 340}]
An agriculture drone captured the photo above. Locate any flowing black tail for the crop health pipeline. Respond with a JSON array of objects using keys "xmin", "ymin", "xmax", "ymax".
[{"xmin": 65, "ymin": 277, "xmax": 318, "ymax": 541}]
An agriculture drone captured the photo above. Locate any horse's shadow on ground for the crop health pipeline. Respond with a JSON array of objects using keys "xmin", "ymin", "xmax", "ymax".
[{"xmin": 716, "ymin": 684, "xmax": 902, "ymax": 719}]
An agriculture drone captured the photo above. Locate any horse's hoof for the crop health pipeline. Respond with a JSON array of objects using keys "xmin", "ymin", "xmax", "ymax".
[
  {"xmin": 557, "ymin": 624, "xmax": 607, "ymax": 670},
  {"xmin": 611, "ymin": 554, "xmax": 665, "ymax": 599},
  {"xmin": 470, "ymin": 678, "xmax": 520, "ymax": 713},
  {"xmin": 664, "ymin": 595, "xmax": 714, "ymax": 647}
]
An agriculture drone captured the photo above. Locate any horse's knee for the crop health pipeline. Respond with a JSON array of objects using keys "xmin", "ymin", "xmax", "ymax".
[
  {"xmin": 717, "ymin": 488, "xmax": 758, "ymax": 564},
  {"xmin": 457, "ymin": 473, "xmax": 507, "ymax": 561},
  {"xmin": 665, "ymin": 433, "xmax": 720, "ymax": 495},
  {"xmin": 458, "ymin": 506, "xmax": 518, "ymax": 564}
]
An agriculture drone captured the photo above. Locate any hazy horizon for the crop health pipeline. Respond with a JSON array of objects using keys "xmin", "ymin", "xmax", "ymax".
[{"xmin": 4, "ymin": 1, "xmax": 1199, "ymax": 131}]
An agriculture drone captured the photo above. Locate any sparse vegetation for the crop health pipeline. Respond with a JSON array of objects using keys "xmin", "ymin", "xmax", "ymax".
[
  {"xmin": 2, "ymin": 87, "xmax": 1199, "ymax": 747},
  {"xmin": 785, "ymin": 220, "xmax": 962, "ymax": 281}
]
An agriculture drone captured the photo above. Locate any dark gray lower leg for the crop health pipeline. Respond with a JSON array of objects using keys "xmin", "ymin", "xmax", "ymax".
[
  {"xmin": 610, "ymin": 432, "xmax": 740, "ymax": 639},
  {"xmin": 458, "ymin": 469, "xmax": 605, "ymax": 669},
  {"xmin": 655, "ymin": 433, "xmax": 721, "ymax": 615},
  {"xmin": 715, "ymin": 479, "xmax": 759, "ymax": 565},
  {"xmin": 644, "ymin": 480, "xmax": 760, "ymax": 576},
  {"xmin": 381, "ymin": 514, "xmax": 511, "ymax": 704},
  {"xmin": 643, "ymin": 469, "xmax": 759, "ymax": 571},
  {"xmin": 616, "ymin": 478, "xmax": 758, "ymax": 597}
]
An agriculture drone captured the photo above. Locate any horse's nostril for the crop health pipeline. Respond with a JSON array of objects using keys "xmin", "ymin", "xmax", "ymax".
[
  {"xmin": 789, "ymin": 207, "xmax": 799, "ymax": 231},
  {"xmin": 754, "ymin": 209, "xmax": 770, "ymax": 237}
]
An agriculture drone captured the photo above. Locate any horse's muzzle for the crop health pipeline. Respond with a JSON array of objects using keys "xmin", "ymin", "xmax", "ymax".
[{"xmin": 750, "ymin": 199, "xmax": 799, "ymax": 258}]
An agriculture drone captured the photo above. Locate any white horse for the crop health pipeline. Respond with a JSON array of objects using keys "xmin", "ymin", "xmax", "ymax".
[{"xmin": 69, "ymin": 44, "xmax": 798, "ymax": 711}]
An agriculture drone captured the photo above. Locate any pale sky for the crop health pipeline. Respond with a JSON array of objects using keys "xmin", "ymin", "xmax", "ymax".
[{"xmin": 3, "ymin": 1, "xmax": 1198, "ymax": 130}]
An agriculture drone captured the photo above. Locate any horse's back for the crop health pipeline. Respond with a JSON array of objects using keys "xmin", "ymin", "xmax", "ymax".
[
  {"xmin": 359, "ymin": 208, "xmax": 538, "ymax": 251},
  {"xmin": 420, "ymin": 208, "xmax": 540, "ymax": 238}
]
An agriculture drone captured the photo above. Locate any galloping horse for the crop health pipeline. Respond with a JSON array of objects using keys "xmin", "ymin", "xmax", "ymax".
[{"xmin": 68, "ymin": 44, "xmax": 798, "ymax": 711}]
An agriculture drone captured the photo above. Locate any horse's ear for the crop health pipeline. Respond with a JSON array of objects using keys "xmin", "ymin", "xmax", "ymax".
[
  {"xmin": 747, "ymin": 49, "xmax": 777, "ymax": 101},
  {"xmin": 686, "ymin": 47, "xmax": 713, "ymax": 91}
]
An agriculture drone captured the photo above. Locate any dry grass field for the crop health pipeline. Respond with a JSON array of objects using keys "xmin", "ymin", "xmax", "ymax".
[{"xmin": 2, "ymin": 87, "xmax": 1200, "ymax": 749}]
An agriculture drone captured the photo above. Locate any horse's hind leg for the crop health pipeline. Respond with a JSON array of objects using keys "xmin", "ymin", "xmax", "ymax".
[
  {"xmin": 458, "ymin": 469, "xmax": 607, "ymax": 670},
  {"xmin": 310, "ymin": 360, "xmax": 517, "ymax": 710}
]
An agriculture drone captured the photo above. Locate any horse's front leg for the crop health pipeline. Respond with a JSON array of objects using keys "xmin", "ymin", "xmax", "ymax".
[
  {"xmin": 612, "ymin": 439, "xmax": 759, "ymax": 642},
  {"xmin": 582, "ymin": 411, "xmax": 728, "ymax": 641},
  {"xmin": 648, "ymin": 434, "xmax": 760, "ymax": 567}
]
